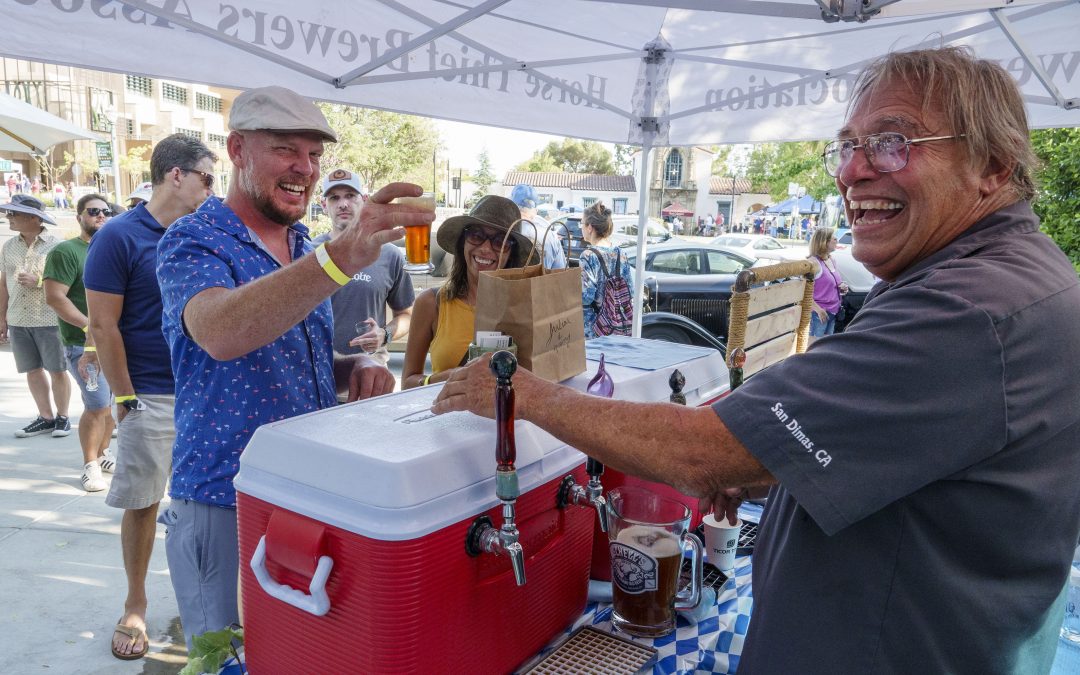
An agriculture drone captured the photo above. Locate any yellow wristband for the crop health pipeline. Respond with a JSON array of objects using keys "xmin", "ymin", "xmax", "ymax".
[
  {"xmin": 422, "ymin": 375, "xmax": 432, "ymax": 386},
  {"xmin": 315, "ymin": 243, "xmax": 350, "ymax": 286},
  {"xmin": 81, "ymin": 325, "xmax": 88, "ymax": 333},
  {"xmin": 114, "ymin": 395, "xmax": 137, "ymax": 403},
  {"xmin": 36, "ymin": 275, "xmax": 43, "ymax": 288},
  {"xmin": 83, "ymin": 346, "xmax": 96, "ymax": 352}
]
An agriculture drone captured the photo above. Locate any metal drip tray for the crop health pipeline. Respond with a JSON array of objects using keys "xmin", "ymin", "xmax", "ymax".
[{"xmin": 525, "ymin": 625, "xmax": 657, "ymax": 674}]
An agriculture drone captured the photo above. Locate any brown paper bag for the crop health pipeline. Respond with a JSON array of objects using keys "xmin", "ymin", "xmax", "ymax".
[{"xmin": 475, "ymin": 263, "xmax": 587, "ymax": 382}]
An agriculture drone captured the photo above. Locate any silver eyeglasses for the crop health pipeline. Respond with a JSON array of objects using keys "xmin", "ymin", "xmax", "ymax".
[{"xmin": 822, "ymin": 132, "xmax": 962, "ymax": 177}]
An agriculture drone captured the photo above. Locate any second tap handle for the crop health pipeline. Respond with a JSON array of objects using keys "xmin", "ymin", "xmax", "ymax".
[{"xmin": 586, "ymin": 457, "xmax": 604, "ymax": 478}]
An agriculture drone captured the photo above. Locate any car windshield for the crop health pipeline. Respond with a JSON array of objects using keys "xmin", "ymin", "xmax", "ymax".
[
  {"xmin": 755, "ymin": 238, "xmax": 783, "ymax": 250},
  {"xmin": 617, "ymin": 219, "xmax": 668, "ymax": 238}
]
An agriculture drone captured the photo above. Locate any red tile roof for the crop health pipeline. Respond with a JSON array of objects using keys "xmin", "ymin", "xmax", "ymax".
[
  {"xmin": 709, "ymin": 177, "xmax": 757, "ymax": 194},
  {"xmin": 502, "ymin": 172, "xmax": 636, "ymax": 191}
]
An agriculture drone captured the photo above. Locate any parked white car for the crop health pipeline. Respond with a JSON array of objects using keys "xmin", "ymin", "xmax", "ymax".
[{"xmin": 709, "ymin": 233, "xmax": 806, "ymax": 262}]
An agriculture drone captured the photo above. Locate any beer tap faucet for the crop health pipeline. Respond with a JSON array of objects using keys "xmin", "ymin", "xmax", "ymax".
[
  {"xmin": 558, "ymin": 354, "xmax": 610, "ymax": 531},
  {"xmin": 465, "ymin": 351, "xmax": 526, "ymax": 586}
]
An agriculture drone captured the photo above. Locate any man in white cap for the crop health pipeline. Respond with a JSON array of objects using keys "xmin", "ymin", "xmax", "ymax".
[
  {"xmin": 0, "ymin": 194, "xmax": 72, "ymax": 439},
  {"xmin": 312, "ymin": 168, "xmax": 413, "ymax": 368},
  {"xmin": 155, "ymin": 85, "xmax": 434, "ymax": 647},
  {"xmin": 125, "ymin": 181, "xmax": 153, "ymax": 209}
]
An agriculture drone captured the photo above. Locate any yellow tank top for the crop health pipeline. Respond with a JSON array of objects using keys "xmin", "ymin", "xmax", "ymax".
[{"xmin": 429, "ymin": 293, "xmax": 474, "ymax": 374}]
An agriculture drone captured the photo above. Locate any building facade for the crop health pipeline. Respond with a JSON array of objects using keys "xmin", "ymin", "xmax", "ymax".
[
  {"xmin": 1, "ymin": 58, "xmax": 237, "ymax": 201},
  {"xmin": 500, "ymin": 171, "xmax": 638, "ymax": 214}
]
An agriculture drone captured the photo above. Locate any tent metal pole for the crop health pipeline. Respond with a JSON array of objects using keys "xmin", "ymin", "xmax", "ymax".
[
  {"xmin": 991, "ymin": 7, "xmax": 1074, "ymax": 109},
  {"xmin": 632, "ymin": 137, "xmax": 653, "ymax": 339}
]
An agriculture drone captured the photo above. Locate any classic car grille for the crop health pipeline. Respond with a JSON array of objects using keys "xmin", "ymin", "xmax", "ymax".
[{"xmin": 671, "ymin": 298, "xmax": 729, "ymax": 336}]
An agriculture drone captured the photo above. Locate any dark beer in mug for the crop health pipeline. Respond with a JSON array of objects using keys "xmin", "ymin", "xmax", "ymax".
[{"xmin": 610, "ymin": 525, "xmax": 684, "ymax": 636}]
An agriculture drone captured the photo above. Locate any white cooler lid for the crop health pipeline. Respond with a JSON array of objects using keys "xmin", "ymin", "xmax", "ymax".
[{"xmin": 235, "ymin": 337, "xmax": 727, "ymax": 540}]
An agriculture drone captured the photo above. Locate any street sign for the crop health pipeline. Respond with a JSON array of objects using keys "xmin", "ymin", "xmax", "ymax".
[
  {"xmin": 96, "ymin": 141, "xmax": 113, "ymax": 170},
  {"xmin": 0, "ymin": 159, "xmax": 12, "ymax": 172}
]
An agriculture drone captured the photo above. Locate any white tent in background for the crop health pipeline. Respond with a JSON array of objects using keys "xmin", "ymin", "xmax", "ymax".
[
  {"xmin": 0, "ymin": 92, "xmax": 97, "ymax": 154},
  {"xmin": 5, "ymin": 0, "xmax": 1077, "ymax": 333}
]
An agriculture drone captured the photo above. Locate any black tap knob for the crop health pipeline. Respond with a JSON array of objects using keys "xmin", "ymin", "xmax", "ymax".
[
  {"xmin": 669, "ymin": 368, "xmax": 687, "ymax": 405},
  {"xmin": 490, "ymin": 350, "xmax": 517, "ymax": 383}
]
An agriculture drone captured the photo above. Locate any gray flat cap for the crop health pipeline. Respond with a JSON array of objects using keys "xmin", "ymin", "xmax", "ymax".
[{"xmin": 228, "ymin": 86, "xmax": 337, "ymax": 142}]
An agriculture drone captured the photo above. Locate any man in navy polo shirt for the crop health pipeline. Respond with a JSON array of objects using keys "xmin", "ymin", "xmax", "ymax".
[
  {"xmin": 435, "ymin": 48, "xmax": 1080, "ymax": 672},
  {"xmin": 155, "ymin": 86, "xmax": 434, "ymax": 648},
  {"xmin": 84, "ymin": 133, "xmax": 216, "ymax": 661}
]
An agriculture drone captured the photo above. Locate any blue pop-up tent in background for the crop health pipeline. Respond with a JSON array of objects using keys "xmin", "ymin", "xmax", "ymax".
[{"xmin": 766, "ymin": 195, "xmax": 824, "ymax": 215}]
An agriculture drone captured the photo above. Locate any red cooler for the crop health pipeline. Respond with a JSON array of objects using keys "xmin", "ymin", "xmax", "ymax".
[
  {"xmin": 235, "ymin": 385, "xmax": 594, "ymax": 674},
  {"xmin": 561, "ymin": 337, "xmax": 730, "ymax": 581}
]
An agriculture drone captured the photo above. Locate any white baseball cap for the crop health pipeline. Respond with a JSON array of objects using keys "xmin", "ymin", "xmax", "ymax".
[
  {"xmin": 322, "ymin": 168, "xmax": 364, "ymax": 197},
  {"xmin": 127, "ymin": 182, "xmax": 153, "ymax": 205}
]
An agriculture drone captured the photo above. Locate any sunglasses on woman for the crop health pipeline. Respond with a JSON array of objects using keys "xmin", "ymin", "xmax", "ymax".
[{"xmin": 464, "ymin": 226, "xmax": 517, "ymax": 249}]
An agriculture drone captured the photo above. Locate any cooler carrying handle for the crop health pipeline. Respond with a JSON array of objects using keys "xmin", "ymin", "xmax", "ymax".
[{"xmin": 251, "ymin": 536, "xmax": 334, "ymax": 616}]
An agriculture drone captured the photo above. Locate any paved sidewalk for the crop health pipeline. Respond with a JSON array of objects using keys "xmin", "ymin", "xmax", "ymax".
[{"xmin": 0, "ymin": 343, "xmax": 187, "ymax": 674}]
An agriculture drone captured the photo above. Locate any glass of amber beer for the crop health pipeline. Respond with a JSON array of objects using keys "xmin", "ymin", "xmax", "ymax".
[
  {"xmin": 607, "ymin": 486, "xmax": 703, "ymax": 638},
  {"xmin": 395, "ymin": 195, "xmax": 437, "ymax": 274}
]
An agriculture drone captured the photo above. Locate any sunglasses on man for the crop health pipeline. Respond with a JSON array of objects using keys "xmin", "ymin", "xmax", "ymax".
[
  {"xmin": 83, "ymin": 207, "xmax": 113, "ymax": 217},
  {"xmin": 183, "ymin": 168, "xmax": 215, "ymax": 190},
  {"xmin": 821, "ymin": 132, "xmax": 962, "ymax": 177}
]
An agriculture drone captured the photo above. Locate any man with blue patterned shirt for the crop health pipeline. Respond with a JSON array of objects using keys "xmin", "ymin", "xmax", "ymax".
[{"xmin": 156, "ymin": 86, "xmax": 434, "ymax": 647}]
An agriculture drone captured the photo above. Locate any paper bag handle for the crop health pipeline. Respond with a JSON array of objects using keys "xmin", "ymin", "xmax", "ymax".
[{"xmin": 502, "ymin": 218, "xmax": 542, "ymax": 270}]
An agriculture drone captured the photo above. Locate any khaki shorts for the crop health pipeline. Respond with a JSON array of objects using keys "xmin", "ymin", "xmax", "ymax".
[{"xmin": 105, "ymin": 394, "xmax": 175, "ymax": 511}]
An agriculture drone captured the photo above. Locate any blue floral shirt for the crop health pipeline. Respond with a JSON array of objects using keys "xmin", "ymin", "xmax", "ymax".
[
  {"xmin": 580, "ymin": 245, "xmax": 635, "ymax": 339},
  {"xmin": 157, "ymin": 197, "xmax": 336, "ymax": 507}
]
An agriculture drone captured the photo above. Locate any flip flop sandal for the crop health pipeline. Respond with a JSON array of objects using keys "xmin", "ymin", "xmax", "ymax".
[{"xmin": 111, "ymin": 622, "xmax": 149, "ymax": 661}]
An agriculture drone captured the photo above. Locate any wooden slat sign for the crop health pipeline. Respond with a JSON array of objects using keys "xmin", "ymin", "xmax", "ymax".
[
  {"xmin": 746, "ymin": 279, "xmax": 807, "ymax": 315},
  {"xmin": 743, "ymin": 332, "xmax": 798, "ymax": 379},
  {"xmin": 744, "ymin": 305, "xmax": 801, "ymax": 349}
]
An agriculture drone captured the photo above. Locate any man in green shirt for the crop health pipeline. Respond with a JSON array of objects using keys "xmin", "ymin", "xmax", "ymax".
[{"xmin": 44, "ymin": 193, "xmax": 115, "ymax": 492}]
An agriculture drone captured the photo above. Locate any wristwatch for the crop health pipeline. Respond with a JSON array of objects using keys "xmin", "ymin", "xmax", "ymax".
[
  {"xmin": 383, "ymin": 324, "xmax": 394, "ymax": 347},
  {"xmin": 121, "ymin": 398, "xmax": 146, "ymax": 412}
]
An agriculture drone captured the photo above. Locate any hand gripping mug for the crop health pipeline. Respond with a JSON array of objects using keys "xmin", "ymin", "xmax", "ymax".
[{"xmin": 607, "ymin": 486, "xmax": 702, "ymax": 638}]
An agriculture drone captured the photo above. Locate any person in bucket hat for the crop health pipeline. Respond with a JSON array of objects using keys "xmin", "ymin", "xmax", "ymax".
[
  {"xmin": 1, "ymin": 193, "xmax": 58, "ymax": 226},
  {"xmin": 402, "ymin": 195, "xmax": 531, "ymax": 389}
]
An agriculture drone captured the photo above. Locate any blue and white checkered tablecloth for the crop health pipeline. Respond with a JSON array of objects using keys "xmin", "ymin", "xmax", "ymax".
[{"xmin": 526, "ymin": 554, "xmax": 754, "ymax": 674}]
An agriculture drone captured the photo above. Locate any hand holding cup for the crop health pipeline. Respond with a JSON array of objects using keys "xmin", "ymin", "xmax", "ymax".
[{"xmin": 327, "ymin": 182, "xmax": 434, "ymax": 278}]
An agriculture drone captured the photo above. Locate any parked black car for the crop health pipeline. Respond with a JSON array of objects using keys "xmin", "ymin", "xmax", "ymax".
[{"xmin": 626, "ymin": 242, "xmax": 758, "ymax": 349}]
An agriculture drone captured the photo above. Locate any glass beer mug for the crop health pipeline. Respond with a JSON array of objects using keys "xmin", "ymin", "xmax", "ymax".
[
  {"xmin": 607, "ymin": 486, "xmax": 702, "ymax": 638},
  {"xmin": 395, "ymin": 195, "xmax": 437, "ymax": 274}
]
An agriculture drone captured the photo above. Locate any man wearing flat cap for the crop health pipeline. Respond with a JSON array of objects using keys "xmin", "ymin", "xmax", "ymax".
[
  {"xmin": 155, "ymin": 85, "xmax": 434, "ymax": 647},
  {"xmin": 0, "ymin": 194, "xmax": 72, "ymax": 440}
]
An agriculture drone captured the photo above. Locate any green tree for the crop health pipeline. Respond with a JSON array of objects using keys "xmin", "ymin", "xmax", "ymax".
[
  {"xmin": 613, "ymin": 144, "xmax": 636, "ymax": 175},
  {"xmin": 118, "ymin": 144, "xmax": 151, "ymax": 193},
  {"xmin": 317, "ymin": 104, "xmax": 440, "ymax": 193},
  {"xmin": 466, "ymin": 150, "xmax": 496, "ymax": 209},
  {"xmin": 1031, "ymin": 128, "xmax": 1080, "ymax": 271},
  {"xmin": 515, "ymin": 138, "xmax": 614, "ymax": 174},
  {"xmin": 745, "ymin": 141, "xmax": 834, "ymax": 201}
]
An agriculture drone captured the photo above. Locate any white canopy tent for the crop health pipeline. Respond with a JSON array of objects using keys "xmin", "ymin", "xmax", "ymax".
[
  {"xmin": 0, "ymin": 91, "xmax": 97, "ymax": 154},
  {"xmin": 5, "ymin": 0, "xmax": 1077, "ymax": 333}
]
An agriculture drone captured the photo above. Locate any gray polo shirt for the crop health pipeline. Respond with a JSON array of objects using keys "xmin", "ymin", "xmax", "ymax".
[
  {"xmin": 714, "ymin": 201, "xmax": 1080, "ymax": 673},
  {"xmin": 310, "ymin": 237, "xmax": 415, "ymax": 356}
]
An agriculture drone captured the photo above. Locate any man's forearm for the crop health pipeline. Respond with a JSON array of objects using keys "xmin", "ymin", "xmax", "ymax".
[
  {"xmin": 45, "ymin": 295, "xmax": 88, "ymax": 329},
  {"xmin": 388, "ymin": 311, "xmax": 411, "ymax": 341},
  {"xmin": 517, "ymin": 376, "xmax": 774, "ymax": 500},
  {"xmin": 185, "ymin": 252, "xmax": 342, "ymax": 361},
  {"xmin": 90, "ymin": 321, "xmax": 134, "ymax": 396}
]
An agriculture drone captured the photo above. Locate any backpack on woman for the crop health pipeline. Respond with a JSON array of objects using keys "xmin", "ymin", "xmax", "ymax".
[{"xmin": 586, "ymin": 246, "xmax": 633, "ymax": 336}]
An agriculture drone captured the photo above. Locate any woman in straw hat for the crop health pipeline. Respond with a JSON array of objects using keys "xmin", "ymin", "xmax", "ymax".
[{"xmin": 402, "ymin": 195, "xmax": 531, "ymax": 389}]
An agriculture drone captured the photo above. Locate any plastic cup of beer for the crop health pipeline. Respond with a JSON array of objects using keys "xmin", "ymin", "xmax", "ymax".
[
  {"xmin": 395, "ymin": 195, "xmax": 437, "ymax": 274},
  {"xmin": 607, "ymin": 486, "xmax": 703, "ymax": 638}
]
